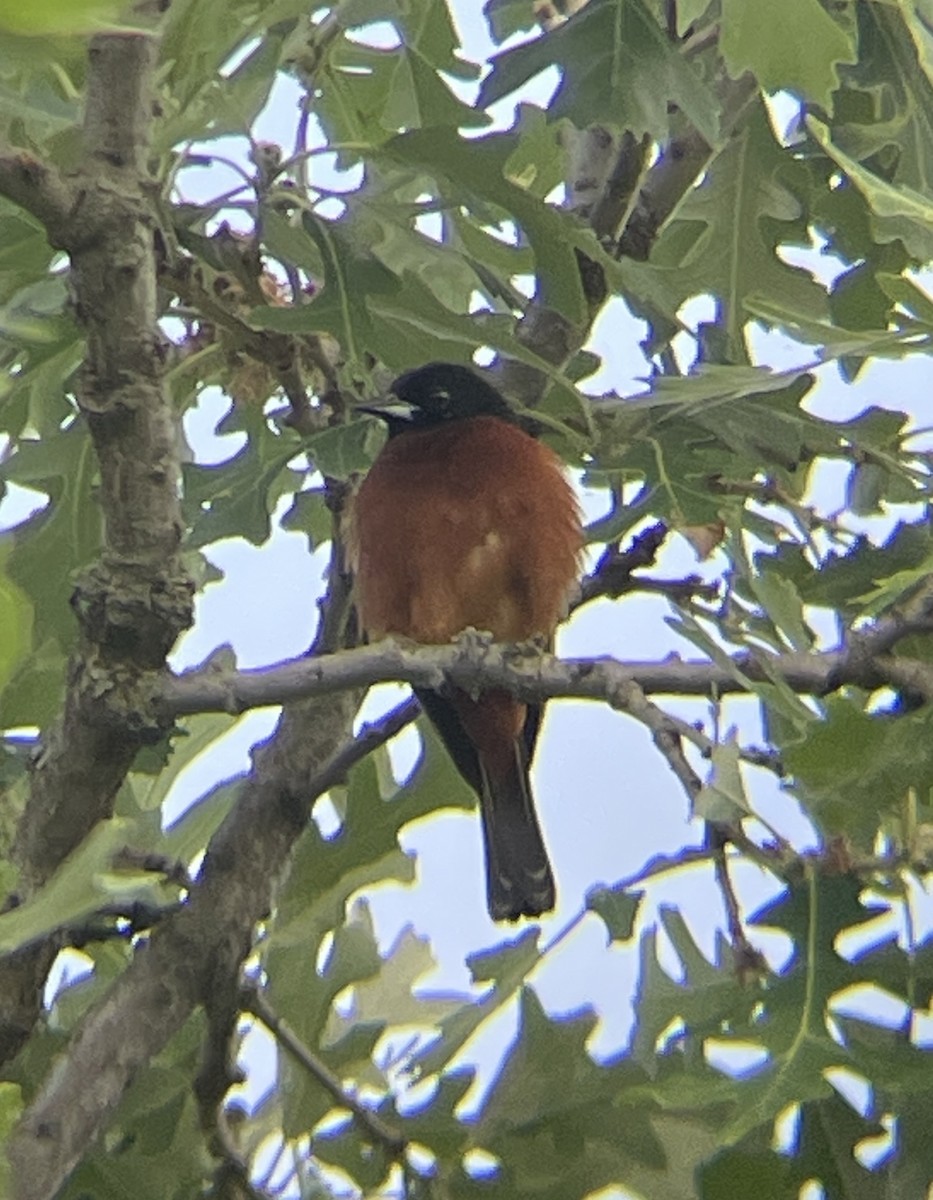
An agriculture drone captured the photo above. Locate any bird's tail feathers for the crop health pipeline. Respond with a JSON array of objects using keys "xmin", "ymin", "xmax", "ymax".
[{"xmin": 478, "ymin": 743, "xmax": 555, "ymax": 922}]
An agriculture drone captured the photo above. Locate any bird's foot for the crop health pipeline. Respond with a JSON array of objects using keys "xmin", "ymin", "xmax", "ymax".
[
  {"xmin": 453, "ymin": 626, "xmax": 496, "ymax": 652},
  {"xmin": 507, "ymin": 634, "xmax": 548, "ymax": 659}
]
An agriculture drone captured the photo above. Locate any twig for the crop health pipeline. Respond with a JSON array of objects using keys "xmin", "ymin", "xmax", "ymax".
[
  {"xmin": 622, "ymin": 574, "xmax": 720, "ymax": 603},
  {"xmin": 68, "ymin": 900, "xmax": 185, "ymax": 948},
  {"xmin": 325, "ymin": 695, "xmax": 421, "ymax": 785},
  {"xmin": 577, "ymin": 521, "xmax": 669, "ymax": 604},
  {"xmin": 707, "ymin": 823, "xmax": 768, "ymax": 978},
  {"xmin": 615, "ymin": 673, "xmax": 706, "ymax": 805},
  {"xmin": 242, "ymin": 984, "xmax": 406, "ymax": 1159},
  {"xmin": 681, "ymin": 19, "xmax": 721, "ymax": 58},
  {"xmin": 609, "ymin": 845, "xmax": 719, "ymax": 895},
  {"xmin": 834, "ymin": 574, "xmax": 933, "ymax": 678},
  {"xmin": 195, "ymin": 974, "xmax": 246, "ymax": 1167},
  {"xmin": 110, "ymin": 847, "xmax": 193, "ymax": 891},
  {"xmin": 167, "ymin": 261, "xmax": 321, "ymax": 429},
  {"xmin": 210, "ymin": 1106, "xmax": 270, "ymax": 1200},
  {"xmin": 659, "ymin": 705, "xmax": 785, "ymax": 777},
  {"xmin": 312, "ymin": 479, "xmax": 357, "ymax": 656}
]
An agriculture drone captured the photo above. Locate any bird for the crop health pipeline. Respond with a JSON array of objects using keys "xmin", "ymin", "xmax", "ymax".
[{"xmin": 346, "ymin": 362, "xmax": 583, "ymax": 921}]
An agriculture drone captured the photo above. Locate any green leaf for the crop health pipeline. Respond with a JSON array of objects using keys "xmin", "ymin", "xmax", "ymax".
[
  {"xmin": 1, "ymin": 338, "xmax": 82, "ymax": 444},
  {"xmin": 262, "ymin": 209, "xmax": 327, "ymax": 279},
  {"xmin": 413, "ymin": 927, "xmax": 543, "ymax": 1078},
  {"xmin": 468, "ymin": 985, "xmax": 727, "ymax": 1198},
  {"xmin": 630, "ymin": 104, "xmax": 827, "ymax": 344},
  {"xmin": 158, "ymin": 0, "xmax": 284, "ymax": 145},
  {"xmin": 793, "ymin": 1093, "xmax": 886, "ymax": 1198},
  {"xmin": 0, "ymin": 636, "xmax": 66, "ymax": 729},
  {"xmin": 389, "ymin": 1068, "xmax": 474, "ymax": 1158},
  {"xmin": 468, "ymin": 926, "xmax": 540, "ymax": 984},
  {"xmin": 253, "ymin": 211, "xmax": 593, "ymax": 433},
  {"xmin": 721, "ymin": 0, "xmax": 856, "ymax": 110},
  {"xmin": 711, "ymin": 872, "xmax": 876, "ymax": 1146},
  {"xmin": 281, "ymin": 487, "xmax": 333, "ymax": 550},
  {"xmin": 0, "ymin": 0, "xmax": 125, "ymax": 35},
  {"xmin": 700, "ymin": 1147, "xmax": 804, "ymax": 1200},
  {"xmin": 631, "ymin": 908, "xmax": 750, "ymax": 1070},
  {"xmin": 181, "ymin": 423, "xmax": 302, "ymax": 548},
  {"xmin": 0, "ymin": 1082, "xmax": 22, "ymax": 1198},
  {"xmin": 809, "ymin": 115, "xmax": 933, "ymax": 262},
  {"xmin": 847, "ymin": 459, "xmax": 888, "ymax": 515},
  {"xmin": 478, "ymin": 987, "xmax": 602, "ymax": 1138},
  {"xmin": 0, "ymin": 817, "xmax": 172, "ymax": 955},
  {"xmin": 305, "ymin": 419, "xmax": 385, "ymax": 481},
  {"xmin": 311, "ymin": 2, "xmax": 484, "ymax": 156},
  {"xmin": 265, "ymin": 723, "xmax": 476, "ymax": 1134},
  {"xmin": 313, "ymin": 1119, "xmax": 391, "ymax": 1192},
  {"xmin": 479, "ymin": 0, "xmax": 719, "ymax": 145},
  {"xmin": 380, "ymin": 126, "xmax": 591, "ymax": 323},
  {"xmin": 853, "ymin": 554, "xmax": 933, "ymax": 616},
  {"xmin": 1, "ymin": 422, "xmax": 101, "ymax": 652},
  {"xmin": 784, "ymin": 697, "xmax": 933, "ymax": 845},
  {"xmin": 611, "ymin": 363, "xmax": 815, "ymax": 416},
  {"xmin": 0, "ymin": 202, "xmax": 57, "ymax": 308},
  {"xmin": 159, "ymin": 775, "xmax": 243, "ymax": 866},
  {"xmin": 63, "ymin": 1014, "xmax": 209, "ymax": 1200},
  {"xmin": 484, "ymin": 0, "xmax": 537, "ymax": 43},
  {"xmin": 826, "ymin": 2, "xmax": 933, "ymax": 218},
  {"xmin": 694, "ymin": 735, "xmax": 750, "ymax": 823},
  {"xmin": 677, "ymin": 0, "xmax": 713, "ymax": 37},
  {"xmin": 751, "ymin": 566, "xmax": 813, "ymax": 652},
  {"xmin": 721, "ymin": 1037, "xmax": 838, "ymax": 1148},
  {"xmin": 745, "ymin": 298, "xmax": 932, "ymax": 361},
  {"xmin": 586, "ymin": 882, "xmax": 643, "ymax": 943},
  {"xmin": 382, "ymin": 46, "xmax": 488, "ymax": 133},
  {"xmin": 324, "ymin": 905, "xmax": 383, "ymax": 994},
  {"xmin": 668, "ymin": 610, "xmax": 816, "ymax": 732},
  {"xmin": 122, "ymin": 711, "xmax": 237, "ymax": 814},
  {"xmin": 829, "ymin": 260, "xmax": 893, "ymax": 337},
  {"xmin": 322, "ymin": 924, "xmax": 469, "ymax": 1050},
  {"xmin": 769, "ymin": 521, "xmax": 933, "ymax": 616},
  {"xmin": 0, "ymin": 543, "xmax": 32, "ymax": 698}
]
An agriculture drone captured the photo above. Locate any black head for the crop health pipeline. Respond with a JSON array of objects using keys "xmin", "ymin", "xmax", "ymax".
[
  {"xmin": 392, "ymin": 363, "xmax": 516, "ymax": 423},
  {"xmin": 359, "ymin": 362, "xmax": 531, "ymax": 437}
]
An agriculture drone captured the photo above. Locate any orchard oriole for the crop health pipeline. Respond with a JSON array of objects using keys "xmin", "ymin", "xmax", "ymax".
[{"xmin": 348, "ymin": 363, "xmax": 583, "ymax": 921}]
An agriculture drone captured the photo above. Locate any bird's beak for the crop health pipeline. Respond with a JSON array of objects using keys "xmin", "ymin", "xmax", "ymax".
[{"xmin": 356, "ymin": 400, "xmax": 413, "ymax": 423}]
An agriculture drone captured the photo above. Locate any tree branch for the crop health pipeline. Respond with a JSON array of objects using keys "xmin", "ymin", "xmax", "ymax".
[
  {"xmin": 7, "ymin": 689, "xmax": 417, "ymax": 1200},
  {"xmin": 161, "ymin": 637, "xmax": 850, "ymax": 719},
  {"xmin": 9, "ymin": 702, "xmax": 344, "ymax": 1197},
  {"xmin": 0, "ymin": 0, "xmax": 193, "ymax": 1083},
  {"xmin": 0, "ymin": 142, "xmax": 77, "ymax": 231},
  {"xmin": 242, "ymin": 984, "xmax": 406, "ymax": 1159},
  {"xmin": 193, "ymin": 696, "xmax": 419, "ymax": 1164}
]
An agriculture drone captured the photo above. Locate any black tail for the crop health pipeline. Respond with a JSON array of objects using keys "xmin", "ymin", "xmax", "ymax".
[
  {"xmin": 478, "ymin": 743, "xmax": 555, "ymax": 922},
  {"xmin": 415, "ymin": 688, "xmax": 555, "ymax": 921}
]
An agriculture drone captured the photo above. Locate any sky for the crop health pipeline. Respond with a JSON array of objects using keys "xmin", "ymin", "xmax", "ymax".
[{"xmin": 2, "ymin": 1, "xmax": 932, "ymax": 1190}]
